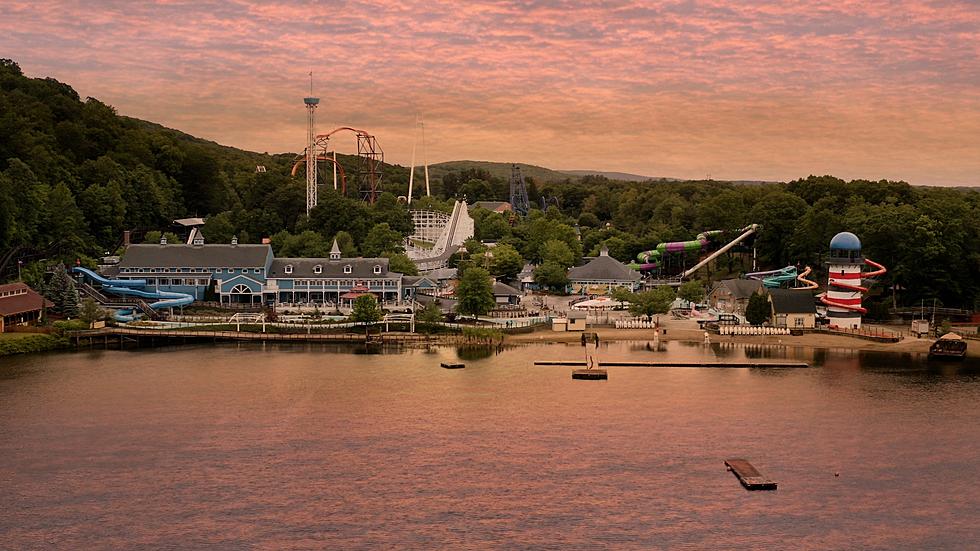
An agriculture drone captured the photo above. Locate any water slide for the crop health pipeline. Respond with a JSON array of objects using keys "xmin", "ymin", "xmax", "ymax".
[
  {"xmin": 72, "ymin": 266, "xmax": 146, "ymax": 288},
  {"xmin": 819, "ymin": 258, "xmax": 886, "ymax": 313},
  {"xmin": 745, "ymin": 266, "xmax": 798, "ymax": 288},
  {"xmin": 627, "ymin": 227, "xmax": 759, "ymax": 273},
  {"xmin": 73, "ymin": 267, "xmax": 193, "ymax": 322},
  {"xmin": 679, "ymin": 224, "xmax": 760, "ymax": 279},
  {"xmin": 795, "ymin": 265, "xmax": 819, "ymax": 290}
]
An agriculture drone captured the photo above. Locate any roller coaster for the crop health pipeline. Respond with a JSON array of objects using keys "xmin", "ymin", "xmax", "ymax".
[{"xmin": 291, "ymin": 126, "xmax": 384, "ymax": 204}]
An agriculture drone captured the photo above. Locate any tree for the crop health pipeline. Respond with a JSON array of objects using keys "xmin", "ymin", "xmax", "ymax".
[
  {"xmin": 349, "ymin": 294, "xmax": 383, "ymax": 325},
  {"xmin": 418, "ymin": 301, "xmax": 443, "ymax": 323},
  {"xmin": 540, "ymin": 239, "xmax": 575, "ymax": 269},
  {"xmin": 79, "ymin": 297, "xmax": 105, "ymax": 327},
  {"xmin": 45, "ymin": 264, "xmax": 80, "ymax": 317},
  {"xmin": 489, "ymin": 243, "xmax": 524, "ymax": 281},
  {"xmin": 456, "ymin": 267, "xmax": 494, "ymax": 317},
  {"xmin": 143, "ymin": 230, "xmax": 180, "ymax": 244},
  {"xmin": 745, "ymin": 292, "xmax": 771, "ymax": 325},
  {"xmin": 677, "ymin": 280, "xmax": 706, "ymax": 304},
  {"xmin": 385, "ymin": 252, "xmax": 419, "ymax": 276},
  {"xmin": 533, "ymin": 261, "xmax": 569, "ymax": 291},
  {"xmin": 627, "ymin": 286, "xmax": 675, "ymax": 321},
  {"xmin": 362, "ymin": 223, "xmax": 404, "ymax": 257}
]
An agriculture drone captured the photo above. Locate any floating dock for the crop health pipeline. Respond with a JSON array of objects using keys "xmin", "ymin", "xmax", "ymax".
[
  {"xmin": 725, "ymin": 459, "xmax": 777, "ymax": 491},
  {"xmin": 572, "ymin": 369, "xmax": 607, "ymax": 380},
  {"xmin": 440, "ymin": 362, "xmax": 465, "ymax": 369},
  {"xmin": 535, "ymin": 360, "xmax": 808, "ymax": 368}
]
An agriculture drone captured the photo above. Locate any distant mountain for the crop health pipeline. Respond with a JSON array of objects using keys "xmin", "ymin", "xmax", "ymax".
[{"xmin": 560, "ymin": 169, "xmax": 678, "ymax": 182}]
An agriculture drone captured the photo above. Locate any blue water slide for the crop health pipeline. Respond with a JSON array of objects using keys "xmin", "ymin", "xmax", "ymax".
[
  {"xmin": 72, "ymin": 266, "xmax": 146, "ymax": 287},
  {"xmin": 103, "ymin": 286, "xmax": 194, "ymax": 310}
]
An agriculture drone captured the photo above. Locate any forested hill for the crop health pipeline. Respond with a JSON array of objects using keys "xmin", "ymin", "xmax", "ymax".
[{"xmin": 3, "ymin": 58, "xmax": 980, "ymax": 309}]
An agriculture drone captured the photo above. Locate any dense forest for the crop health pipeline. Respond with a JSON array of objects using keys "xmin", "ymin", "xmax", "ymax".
[{"xmin": 3, "ymin": 58, "xmax": 980, "ymax": 310}]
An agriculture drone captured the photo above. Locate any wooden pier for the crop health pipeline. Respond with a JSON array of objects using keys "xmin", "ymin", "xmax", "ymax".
[
  {"xmin": 725, "ymin": 459, "xmax": 777, "ymax": 491},
  {"xmin": 535, "ymin": 360, "xmax": 808, "ymax": 368},
  {"xmin": 66, "ymin": 327, "xmax": 434, "ymax": 350}
]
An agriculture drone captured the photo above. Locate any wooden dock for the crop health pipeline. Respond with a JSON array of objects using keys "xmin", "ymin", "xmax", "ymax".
[
  {"xmin": 572, "ymin": 369, "xmax": 607, "ymax": 380},
  {"xmin": 725, "ymin": 459, "xmax": 777, "ymax": 491},
  {"xmin": 535, "ymin": 360, "xmax": 808, "ymax": 368}
]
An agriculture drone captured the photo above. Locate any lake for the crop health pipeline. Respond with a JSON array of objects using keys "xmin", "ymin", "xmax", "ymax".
[{"xmin": 1, "ymin": 341, "xmax": 979, "ymax": 549}]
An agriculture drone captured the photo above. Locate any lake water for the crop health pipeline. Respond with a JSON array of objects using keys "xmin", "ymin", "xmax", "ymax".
[{"xmin": 2, "ymin": 341, "xmax": 979, "ymax": 549}]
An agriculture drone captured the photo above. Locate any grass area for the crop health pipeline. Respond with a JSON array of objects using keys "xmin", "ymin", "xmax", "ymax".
[{"xmin": 0, "ymin": 333, "xmax": 67, "ymax": 356}]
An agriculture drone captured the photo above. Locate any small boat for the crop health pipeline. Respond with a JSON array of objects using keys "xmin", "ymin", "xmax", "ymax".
[
  {"xmin": 440, "ymin": 362, "xmax": 465, "ymax": 369},
  {"xmin": 928, "ymin": 333, "xmax": 967, "ymax": 360}
]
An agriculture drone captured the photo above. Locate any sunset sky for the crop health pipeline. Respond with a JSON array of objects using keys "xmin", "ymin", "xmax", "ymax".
[{"xmin": 2, "ymin": 1, "xmax": 978, "ymax": 185}]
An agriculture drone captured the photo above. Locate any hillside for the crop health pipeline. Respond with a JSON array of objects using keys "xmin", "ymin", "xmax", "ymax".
[
  {"xmin": 561, "ymin": 169, "xmax": 675, "ymax": 182},
  {"xmin": 428, "ymin": 160, "xmax": 577, "ymax": 183}
]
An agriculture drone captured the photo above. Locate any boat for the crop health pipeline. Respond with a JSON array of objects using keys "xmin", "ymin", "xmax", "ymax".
[{"xmin": 928, "ymin": 333, "xmax": 967, "ymax": 360}]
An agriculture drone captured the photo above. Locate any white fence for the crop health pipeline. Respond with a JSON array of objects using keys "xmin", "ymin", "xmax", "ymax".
[
  {"xmin": 614, "ymin": 320, "xmax": 658, "ymax": 329},
  {"xmin": 718, "ymin": 325, "xmax": 790, "ymax": 336}
]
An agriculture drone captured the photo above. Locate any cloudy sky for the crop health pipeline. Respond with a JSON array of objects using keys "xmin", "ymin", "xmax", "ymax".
[{"xmin": 2, "ymin": 1, "xmax": 978, "ymax": 184}]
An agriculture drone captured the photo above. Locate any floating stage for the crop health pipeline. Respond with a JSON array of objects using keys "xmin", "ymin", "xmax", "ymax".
[
  {"xmin": 725, "ymin": 458, "xmax": 777, "ymax": 491},
  {"xmin": 535, "ymin": 360, "xmax": 808, "ymax": 368},
  {"xmin": 572, "ymin": 369, "xmax": 607, "ymax": 380},
  {"xmin": 441, "ymin": 362, "xmax": 465, "ymax": 369}
]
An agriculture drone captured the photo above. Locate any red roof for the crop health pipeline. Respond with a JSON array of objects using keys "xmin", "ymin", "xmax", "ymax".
[{"xmin": 0, "ymin": 283, "xmax": 52, "ymax": 317}]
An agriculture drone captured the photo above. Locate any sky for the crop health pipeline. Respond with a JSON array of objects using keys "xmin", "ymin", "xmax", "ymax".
[{"xmin": 1, "ymin": 0, "xmax": 979, "ymax": 185}]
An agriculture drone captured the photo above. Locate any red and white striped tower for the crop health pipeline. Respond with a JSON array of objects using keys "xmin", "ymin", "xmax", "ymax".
[{"xmin": 825, "ymin": 232, "xmax": 866, "ymax": 329}]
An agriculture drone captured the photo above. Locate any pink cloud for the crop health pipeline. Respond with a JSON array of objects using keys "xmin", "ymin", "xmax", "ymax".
[{"xmin": 0, "ymin": 0, "xmax": 978, "ymax": 184}]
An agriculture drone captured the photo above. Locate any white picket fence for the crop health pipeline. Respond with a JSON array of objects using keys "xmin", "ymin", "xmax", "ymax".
[
  {"xmin": 718, "ymin": 325, "xmax": 790, "ymax": 336},
  {"xmin": 614, "ymin": 320, "xmax": 659, "ymax": 329}
]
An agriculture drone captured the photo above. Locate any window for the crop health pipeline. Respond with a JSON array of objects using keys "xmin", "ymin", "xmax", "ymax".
[
  {"xmin": 285, "ymin": 264, "xmax": 293, "ymax": 274},
  {"xmin": 314, "ymin": 265, "xmax": 322, "ymax": 274},
  {"xmin": 373, "ymin": 265, "xmax": 382, "ymax": 274},
  {"xmin": 254, "ymin": 268, "xmax": 261, "ymax": 274},
  {"xmin": 216, "ymin": 268, "xmax": 223, "ymax": 273},
  {"xmin": 344, "ymin": 265, "xmax": 352, "ymax": 274}
]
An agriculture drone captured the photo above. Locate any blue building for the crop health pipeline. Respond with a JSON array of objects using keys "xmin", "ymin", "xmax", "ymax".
[{"xmin": 111, "ymin": 236, "xmax": 406, "ymax": 306}]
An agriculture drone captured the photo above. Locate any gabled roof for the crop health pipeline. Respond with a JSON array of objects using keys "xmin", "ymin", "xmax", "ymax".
[
  {"xmin": 493, "ymin": 281, "xmax": 521, "ymax": 296},
  {"xmin": 0, "ymin": 283, "xmax": 53, "ymax": 316},
  {"xmin": 713, "ymin": 279, "xmax": 763, "ymax": 300},
  {"xmin": 472, "ymin": 201, "xmax": 511, "ymax": 212},
  {"xmin": 567, "ymin": 249, "xmax": 640, "ymax": 282},
  {"xmin": 768, "ymin": 289, "xmax": 816, "ymax": 314},
  {"xmin": 119, "ymin": 244, "xmax": 271, "ymax": 268},
  {"xmin": 268, "ymin": 258, "xmax": 394, "ymax": 278}
]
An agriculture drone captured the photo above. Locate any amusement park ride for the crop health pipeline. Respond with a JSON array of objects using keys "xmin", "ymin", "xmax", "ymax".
[{"xmin": 292, "ymin": 74, "xmax": 385, "ymax": 211}]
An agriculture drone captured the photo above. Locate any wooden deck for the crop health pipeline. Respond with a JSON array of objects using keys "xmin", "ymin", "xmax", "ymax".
[
  {"xmin": 535, "ymin": 360, "xmax": 808, "ymax": 368},
  {"xmin": 725, "ymin": 459, "xmax": 777, "ymax": 491}
]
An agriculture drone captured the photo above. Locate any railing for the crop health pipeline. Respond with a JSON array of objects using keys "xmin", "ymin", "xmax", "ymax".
[{"xmin": 718, "ymin": 325, "xmax": 791, "ymax": 336}]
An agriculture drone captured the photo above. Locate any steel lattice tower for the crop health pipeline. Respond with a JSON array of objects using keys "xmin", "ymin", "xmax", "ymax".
[{"xmin": 509, "ymin": 164, "xmax": 530, "ymax": 217}]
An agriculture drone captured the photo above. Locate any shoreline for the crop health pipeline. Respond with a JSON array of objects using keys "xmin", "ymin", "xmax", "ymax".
[{"xmin": 503, "ymin": 320, "xmax": 980, "ymax": 359}]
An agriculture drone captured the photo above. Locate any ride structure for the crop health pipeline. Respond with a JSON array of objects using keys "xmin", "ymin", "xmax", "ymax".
[
  {"xmin": 628, "ymin": 224, "xmax": 760, "ymax": 280},
  {"xmin": 745, "ymin": 265, "xmax": 818, "ymax": 290},
  {"xmin": 509, "ymin": 164, "xmax": 531, "ymax": 217},
  {"xmin": 293, "ymin": 77, "xmax": 385, "ymax": 207},
  {"xmin": 73, "ymin": 266, "xmax": 194, "ymax": 323},
  {"xmin": 821, "ymin": 231, "xmax": 886, "ymax": 329}
]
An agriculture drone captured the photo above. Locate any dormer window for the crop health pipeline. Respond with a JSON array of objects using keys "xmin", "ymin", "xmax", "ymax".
[
  {"xmin": 373, "ymin": 265, "xmax": 382, "ymax": 274},
  {"xmin": 344, "ymin": 265, "xmax": 352, "ymax": 274},
  {"xmin": 284, "ymin": 264, "xmax": 293, "ymax": 274},
  {"xmin": 314, "ymin": 265, "xmax": 322, "ymax": 274}
]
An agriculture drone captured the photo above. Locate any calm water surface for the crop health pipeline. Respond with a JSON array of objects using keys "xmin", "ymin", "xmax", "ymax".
[{"xmin": 1, "ymin": 341, "xmax": 979, "ymax": 549}]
